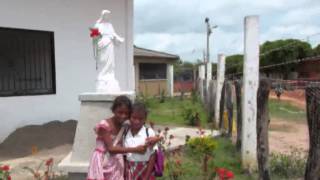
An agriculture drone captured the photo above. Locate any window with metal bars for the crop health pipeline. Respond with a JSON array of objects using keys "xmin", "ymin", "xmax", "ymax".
[
  {"xmin": 139, "ymin": 63, "xmax": 167, "ymax": 80},
  {"xmin": 0, "ymin": 27, "xmax": 56, "ymax": 97}
]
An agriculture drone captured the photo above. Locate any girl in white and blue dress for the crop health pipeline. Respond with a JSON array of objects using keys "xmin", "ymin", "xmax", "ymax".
[{"xmin": 124, "ymin": 102, "xmax": 160, "ymax": 180}]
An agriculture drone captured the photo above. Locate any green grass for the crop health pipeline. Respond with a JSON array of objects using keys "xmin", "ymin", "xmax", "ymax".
[
  {"xmin": 146, "ymin": 97, "xmax": 208, "ymax": 127},
  {"xmin": 269, "ymin": 99, "xmax": 306, "ymax": 121},
  {"xmin": 158, "ymin": 137, "xmax": 257, "ymax": 180},
  {"xmin": 210, "ymin": 137, "xmax": 258, "ymax": 180}
]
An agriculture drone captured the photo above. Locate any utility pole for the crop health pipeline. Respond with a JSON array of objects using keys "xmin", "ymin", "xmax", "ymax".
[{"xmin": 204, "ymin": 17, "xmax": 217, "ymax": 92}]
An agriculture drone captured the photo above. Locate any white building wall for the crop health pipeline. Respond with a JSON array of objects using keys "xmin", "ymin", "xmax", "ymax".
[{"xmin": 0, "ymin": 0, "xmax": 133, "ymax": 142}]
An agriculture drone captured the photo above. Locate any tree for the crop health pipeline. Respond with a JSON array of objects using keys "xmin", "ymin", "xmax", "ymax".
[
  {"xmin": 313, "ymin": 44, "xmax": 320, "ymax": 55},
  {"xmin": 225, "ymin": 54, "xmax": 243, "ymax": 75},
  {"xmin": 260, "ymin": 39, "xmax": 312, "ymax": 78}
]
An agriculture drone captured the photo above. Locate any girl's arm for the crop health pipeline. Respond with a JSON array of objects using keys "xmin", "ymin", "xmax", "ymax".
[
  {"xmin": 146, "ymin": 136, "xmax": 163, "ymax": 147},
  {"xmin": 99, "ymin": 128, "xmax": 147, "ymax": 154},
  {"xmin": 143, "ymin": 153, "xmax": 156, "ymax": 180}
]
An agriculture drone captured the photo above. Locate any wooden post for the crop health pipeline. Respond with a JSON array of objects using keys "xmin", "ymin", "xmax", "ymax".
[
  {"xmin": 305, "ymin": 84, "xmax": 320, "ymax": 180},
  {"xmin": 225, "ymin": 81, "xmax": 233, "ymax": 137},
  {"xmin": 210, "ymin": 80, "xmax": 217, "ymax": 123},
  {"xmin": 234, "ymin": 80, "xmax": 242, "ymax": 151},
  {"xmin": 242, "ymin": 15, "xmax": 259, "ymax": 171},
  {"xmin": 219, "ymin": 81, "xmax": 226, "ymax": 129},
  {"xmin": 257, "ymin": 79, "xmax": 271, "ymax": 180}
]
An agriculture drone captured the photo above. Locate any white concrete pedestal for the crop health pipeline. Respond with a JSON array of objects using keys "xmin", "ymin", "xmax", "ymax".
[{"xmin": 58, "ymin": 91, "xmax": 135, "ymax": 180}]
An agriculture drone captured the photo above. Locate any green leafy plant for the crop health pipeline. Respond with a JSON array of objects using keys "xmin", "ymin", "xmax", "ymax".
[
  {"xmin": 187, "ymin": 135, "xmax": 217, "ymax": 176},
  {"xmin": 0, "ymin": 164, "xmax": 11, "ymax": 180},
  {"xmin": 182, "ymin": 107, "xmax": 201, "ymax": 126},
  {"xmin": 159, "ymin": 89, "xmax": 166, "ymax": 103},
  {"xmin": 191, "ymin": 89, "xmax": 200, "ymax": 103},
  {"xmin": 187, "ymin": 136, "xmax": 217, "ymax": 156},
  {"xmin": 270, "ymin": 148, "xmax": 307, "ymax": 179},
  {"xmin": 23, "ymin": 158, "xmax": 66, "ymax": 180}
]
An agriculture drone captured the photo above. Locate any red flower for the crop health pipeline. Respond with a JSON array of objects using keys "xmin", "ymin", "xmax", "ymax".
[
  {"xmin": 46, "ymin": 158, "xmax": 53, "ymax": 166},
  {"xmin": 90, "ymin": 28, "xmax": 101, "ymax": 38},
  {"xmin": 225, "ymin": 170, "xmax": 234, "ymax": 179},
  {"xmin": 1, "ymin": 165, "xmax": 10, "ymax": 171},
  {"xmin": 7, "ymin": 175, "xmax": 12, "ymax": 180},
  {"xmin": 216, "ymin": 167, "xmax": 226, "ymax": 176}
]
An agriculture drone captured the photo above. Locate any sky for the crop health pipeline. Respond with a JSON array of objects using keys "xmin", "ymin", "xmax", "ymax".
[{"xmin": 133, "ymin": 0, "xmax": 320, "ymax": 63}]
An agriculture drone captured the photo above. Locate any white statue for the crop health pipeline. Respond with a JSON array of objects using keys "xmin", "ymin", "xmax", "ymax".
[{"xmin": 92, "ymin": 10, "xmax": 124, "ymax": 93}]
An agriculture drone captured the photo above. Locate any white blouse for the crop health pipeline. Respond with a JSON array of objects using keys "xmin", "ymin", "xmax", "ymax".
[{"xmin": 124, "ymin": 126, "xmax": 158, "ymax": 162}]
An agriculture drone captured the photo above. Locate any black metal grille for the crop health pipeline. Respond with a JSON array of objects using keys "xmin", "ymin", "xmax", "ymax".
[
  {"xmin": 139, "ymin": 63, "xmax": 167, "ymax": 80},
  {"xmin": 0, "ymin": 27, "xmax": 56, "ymax": 96}
]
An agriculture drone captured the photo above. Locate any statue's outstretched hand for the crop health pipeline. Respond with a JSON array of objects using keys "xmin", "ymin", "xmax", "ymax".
[
  {"xmin": 117, "ymin": 37, "xmax": 124, "ymax": 43},
  {"xmin": 97, "ymin": 37, "xmax": 111, "ymax": 49},
  {"xmin": 98, "ymin": 40, "xmax": 105, "ymax": 49}
]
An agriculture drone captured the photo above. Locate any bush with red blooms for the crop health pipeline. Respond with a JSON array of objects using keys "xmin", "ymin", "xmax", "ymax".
[
  {"xmin": 23, "ymin": 157, "xmax": 60, "ymax": 180},
  {"xmin": 215, "ymin": 168, "xmax": 234, "ymax": 180},
  {"xmin": 0, "ymin": 164, "xmax": 12, "ymax": 180}
]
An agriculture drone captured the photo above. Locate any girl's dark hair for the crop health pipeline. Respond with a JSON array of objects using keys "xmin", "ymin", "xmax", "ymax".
[
  {"xmin": 111, "ymin": 95, "xmax": 132, "ymax": 112},
  {"xmin": 131, "ymin": 102, "xmax": 148, "ymax": 117}
]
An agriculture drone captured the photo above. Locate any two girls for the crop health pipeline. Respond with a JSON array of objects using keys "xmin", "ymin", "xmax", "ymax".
[{"xmin": 87, "ymin": 96, "xmax": 159, "ymax": 180}]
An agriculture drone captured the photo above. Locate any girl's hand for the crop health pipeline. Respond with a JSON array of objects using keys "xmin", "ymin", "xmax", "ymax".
[
  {"xmin": 145, "ymin": 136, "xmax": 162, "ymax": 146},
  {"xmin": 135, "ymin": 145, "xmax": 147, "ymax": 154}
]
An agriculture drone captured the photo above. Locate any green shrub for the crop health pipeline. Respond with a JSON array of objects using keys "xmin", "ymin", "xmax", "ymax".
[
  {"xmin": 187, "ymin": 136, "xmax": 217, "ymax": 156},
  {"xmin": 182, "ymin": 106, "xmax": 201, "ymax": 126},
  {"xmin": 270, "ymin": 149, "xmax": 307, "ymax": 179},
  {"xmin": 191, "ymin": 89, "xmax": 199, "ymax": 103},
  {"xmin": 182, "ymin": 107, "xmax": 194, "ymax": 126},
  {"xmin": 159, "ymin": 89, "xmax": 166, "ymax": 103}
]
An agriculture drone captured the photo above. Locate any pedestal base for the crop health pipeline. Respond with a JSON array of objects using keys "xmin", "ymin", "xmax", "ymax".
[{"xmin": 58, "ymin": 91, "xmax": 135, "ymax": 178}]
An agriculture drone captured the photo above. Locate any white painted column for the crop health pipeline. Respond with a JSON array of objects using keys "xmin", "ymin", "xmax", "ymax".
[
  {"xmin": 134, "ymin": 63, "xmax": 139, "ymax": 95},
  {"xmin": 214, "ymin": 54, "xmax": 225, "ymax": 126},
  {"xmin": 206, "ymin": 62, "xmax": 212, "ymax": 92},
  {"xmin": 198, "ymin": 65, "xmax": 205, "ymax": 79},
  {"xmin": 167, "ymin": 64, "xmax": 174, "ymax": 96},
  {"xmin": 241, "ymin": 15, "xmax": 259, "ymax": 171}
]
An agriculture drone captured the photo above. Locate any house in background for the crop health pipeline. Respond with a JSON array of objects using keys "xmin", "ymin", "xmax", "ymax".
[
  {"xmin": 134, "ymin": 46, "xmax": 179, "ymax": 96},
  {"xmin": 174, "ymin": 67, "xmax": 195, "ymax": 92},
  {"xmin": 297, "ymin": 57, "xmax": 320, "ymax": 79}
]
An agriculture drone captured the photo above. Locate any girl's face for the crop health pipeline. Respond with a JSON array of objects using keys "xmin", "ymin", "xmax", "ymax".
[
  {"xmin": 130, "ymin": 111, "xmax": 146, "ymax": 130},
  {"xmin": 113, "ymin": 105, "xmax": 130, "ymax": 124}
]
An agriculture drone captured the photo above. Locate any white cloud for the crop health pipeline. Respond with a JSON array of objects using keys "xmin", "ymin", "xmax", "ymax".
[{"xmin": 134, "ymin": 0, "xmax": 320, "ymax": 62}]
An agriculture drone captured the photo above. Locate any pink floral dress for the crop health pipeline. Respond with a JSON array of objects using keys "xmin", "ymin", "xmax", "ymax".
[{"xmin": 87, "ymin": 119, "xmax": 125, "ymax": 180}]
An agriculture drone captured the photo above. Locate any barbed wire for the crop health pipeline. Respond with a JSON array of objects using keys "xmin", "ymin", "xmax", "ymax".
[
  {"xmin": 212, "ymin": 32, "xmax": 320, "ymax": 74},
  {"xmin": 224, "ymin": 54, "xmax": 320, "ymax": 77}
]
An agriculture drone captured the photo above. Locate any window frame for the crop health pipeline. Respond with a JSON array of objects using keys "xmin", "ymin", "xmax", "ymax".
[{"xmin": 0, "ymin": 27, "xmax": 56, "ymax": 97}]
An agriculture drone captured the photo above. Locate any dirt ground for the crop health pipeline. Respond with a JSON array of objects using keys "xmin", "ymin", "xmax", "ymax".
[
  {"xmin": 269, "ymin": 89, "xmax": 309, "ymax": 154},
  {"xmin": 270, "ymin": 89, "xmax": 306, "ymax": 110},
  {"xmin": 269, "ymin": 118, "xmax": 309, "ymax": 154},
  {"xmin": 0, "ymin": 120, "xmax": 76, "ymax": 179}
]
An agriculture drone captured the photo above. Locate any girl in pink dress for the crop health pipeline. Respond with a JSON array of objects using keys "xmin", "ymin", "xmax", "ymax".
[{"xmin": 87, "ymin": 96, "xmax": 147, "ymax": 180}]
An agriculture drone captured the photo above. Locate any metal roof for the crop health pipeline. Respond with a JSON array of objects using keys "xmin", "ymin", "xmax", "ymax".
[{"xmin": 134, "ymin": 46, "xmax": 180, "ymax": 60}]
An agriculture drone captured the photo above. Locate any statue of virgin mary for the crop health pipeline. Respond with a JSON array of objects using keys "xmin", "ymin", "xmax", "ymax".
[{"xmin": 92, "ymin": 10, "xmax": 124, "ymax": 93}]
